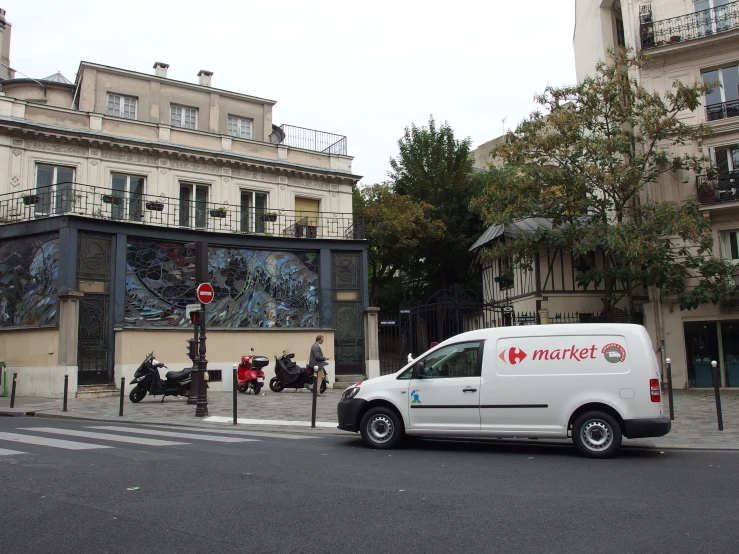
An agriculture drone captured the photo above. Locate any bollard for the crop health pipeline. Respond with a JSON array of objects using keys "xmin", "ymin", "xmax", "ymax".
[
  {"xmin": 665, "ymin": 358, "xmax": 674, "ymax": 421},
  {"xmin": 10, "ymin": 372, "xmax": 17, "ymax": 408},
  {"xmin": 311, "ymin": 365, "xmax": 318, "ymax": 429},
  {"xmin": 119, "ymin": 376, "xmax": 125, "ymax": 417},
  {"xmin": 711, "ymin": 361, "xmax": 724, "ymax": 431},
  {"xmin": 63, "ymin": 374, "xmax": 69, "ymax": 412},
  {"xmin": 233, "ymin": 364, "xmax": 238, "ymax": 426}
]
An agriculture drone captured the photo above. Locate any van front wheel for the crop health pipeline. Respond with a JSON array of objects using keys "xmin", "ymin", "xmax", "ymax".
[
  {"xmin": 360, "ymin": 407, "xmax": 404, "ymax": 449},
  {"xmin": 572, "ymin": 411, "xmax": 622, "ymax": 459}
]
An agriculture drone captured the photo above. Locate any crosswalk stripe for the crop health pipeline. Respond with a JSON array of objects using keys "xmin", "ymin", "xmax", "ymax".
[
  {"xmin": 0, "ymin": 447, "xmax": 27, "ymax": 456},
  {"xmin": 141, "ymin": 424, "xmax": 318, "ymax": 440},
  {"xmin": 0, "ymin": 432, "xmax": 112, "ymax": 451},
  {"xmin": 20, "ymin": 428, "xmax": 190, "ymax": 447},
  {"xmin": 90, "ymin": 426, "xmax": 259, "ymax": 443}
]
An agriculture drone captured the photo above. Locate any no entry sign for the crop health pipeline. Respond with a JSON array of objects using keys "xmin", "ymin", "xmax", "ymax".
[{"xmin": 196, "ymin": 283, "xmax": 214, "ymax": 305}]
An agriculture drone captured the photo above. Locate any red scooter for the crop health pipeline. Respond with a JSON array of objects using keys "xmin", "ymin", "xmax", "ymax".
[{"xmin": 236, "ymin": 348, "xmax": 269, "ymax": 394}]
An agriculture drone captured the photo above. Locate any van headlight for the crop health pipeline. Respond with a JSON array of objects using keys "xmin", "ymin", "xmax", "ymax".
[{"xmin": 342, "ymin": 387, "xmax": 360, "ymax": 401}]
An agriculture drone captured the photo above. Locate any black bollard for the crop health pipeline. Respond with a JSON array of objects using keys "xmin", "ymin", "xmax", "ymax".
[
  {"xmin": 63, "ymin": 374, "xmax": 69, "ymax": 412},
  {"xmin": 711, "ymin": 361, "xmax": 724, "ymax": 431},
  {"xmin": 232, "ymin": 364, "xmax": 238, "ymax": 426},
  {"xmin": 119, "ymin": 376, "xmax": 125, "ymax": 417},
  {"xmin": 10, "ymin": 372, "xmax": 17, "ymax": 408},
  {"xmin": 665, "ymin": 358, "xmax": 674, "ymax": 421},
  {"xmin": 311, "ymin": 366, "xmax": 318, "ymax": 429}
]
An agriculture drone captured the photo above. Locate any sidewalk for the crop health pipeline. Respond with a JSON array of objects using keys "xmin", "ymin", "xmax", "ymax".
[{"xmin": 1, "ymin": 389, "xmax": 738, "ymax": 449}]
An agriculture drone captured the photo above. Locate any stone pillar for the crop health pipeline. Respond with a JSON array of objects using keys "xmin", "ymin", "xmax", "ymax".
[
  {"xmin": 364, "ymin": 307, "xmax": 380, "ymax": 379},
  {"xmin": 538, "ymin": 308, "xmax": 549, "ymax": 325},
  {"xmin": 58, "ymin": 291, "xmax": 83, "ymax": 393}
]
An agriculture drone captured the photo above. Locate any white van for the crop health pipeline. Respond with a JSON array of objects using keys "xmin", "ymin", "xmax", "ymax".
[{"xmin": 337, "ymin": 324, "xmax": 670, "ymax": 458}]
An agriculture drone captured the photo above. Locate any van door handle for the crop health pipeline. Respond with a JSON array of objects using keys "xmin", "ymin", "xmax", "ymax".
[{"xmin": 463, "ymin": 387, "xmax": 477, "ymax": 393}]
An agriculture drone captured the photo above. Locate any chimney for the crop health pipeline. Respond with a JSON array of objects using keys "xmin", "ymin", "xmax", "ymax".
[
  {"xmin": 0, "ymin": 9, "xmax": 13, "ymax": 81},
  {"xmin": 153, "ymin": 61, "xmax": 169, "ymax": 78},
  {"xmin": 197, "ymin": 69, "xmax": 213, "ymax": 87}
]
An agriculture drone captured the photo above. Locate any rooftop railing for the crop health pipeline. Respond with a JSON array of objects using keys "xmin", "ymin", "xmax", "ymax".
[
  {"xmin": 0, "ymin": 183, "xmax": 364, "ymax": 240},
  {"xmin": 640, "ymin": 1, "xmax": 739, "ymax": 49},
  {"xmin": 275, "ymin": 125, "xmax": 348, "ymax": 156}
]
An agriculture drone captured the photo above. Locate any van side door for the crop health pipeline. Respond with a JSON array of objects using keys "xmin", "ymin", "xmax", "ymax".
[{"xmin": 408, "ymin": 341, "xmax": 483, "ymax": 431}]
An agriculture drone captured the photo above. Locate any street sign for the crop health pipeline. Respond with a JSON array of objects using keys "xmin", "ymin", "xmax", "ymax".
[
  {"xmin": 196, "ymin": 283, "xmax": 214, "ymax": 305},
  {"xmin": 185, "ymin": 303, "xmax": 201, "ymax": 318}
]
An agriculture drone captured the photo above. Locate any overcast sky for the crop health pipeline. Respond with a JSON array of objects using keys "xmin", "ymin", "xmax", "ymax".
[{"xmin": 5, "ymin": 0, "xmax": 576, "ymax": 185}]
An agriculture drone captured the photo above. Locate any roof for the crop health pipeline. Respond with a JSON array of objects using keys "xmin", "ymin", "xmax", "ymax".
[
  {"xmin": 76, "ymin": 61, "xmax": 277, "ymax": 105},
  {"xmin": 468, "ymin": 217, "xmax": 552, "ymax": 251},
  {"xmin": 43, "ymin": 71, "xmax": 73, "ymax": 84}
]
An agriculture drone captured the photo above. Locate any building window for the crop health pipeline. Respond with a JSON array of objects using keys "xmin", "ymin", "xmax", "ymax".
[
  {"xmin": 615, "ymin": 17, "xmax": 626, "ymax": 48},
  {"xmin": 496, "ymin": 256, "xmax": 513, "ymax": 290},
  {"xmin": 703, "ymin": 64, "xmax": 739, "ymax": 120},
  {"xmin": 35, "ymin": 164, "xmax": 75, "ymax": 215},
  {"xmin": 228, "ymin": 116, "xmax": 253, "ymax": 139},
  {"xmin": 179, "ymin": 183, "xmax": 208, "ymax": 228},
  {"xmin": 712, "ymin": 145, "xmax": 739, "ymax": 174},
  {"xmin": 170, "ymin": 105, "xmax": 198, "ymax": 129},
  {"xmin": 110, "ymin": 174, "xmax": 145, "ymax": 221},
  {"xmin": 695, "ymin": 1, "xmax": 734, "ymax": 34},
  {"xmin": 106, "ymin": 94, "xmax": 137, "ymax": 119},
  {"xmin": 240, "ymin": 190, "xmax": 267, "ymax": 233},
  {"xmin": 720, "ymin": 230, "xmax": 739, "ymax": 262}
]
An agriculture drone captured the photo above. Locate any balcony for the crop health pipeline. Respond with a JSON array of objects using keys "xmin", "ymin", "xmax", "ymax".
[
  {"xmin": 696, "ymin": 171, "xmax": 739, "ymax": 205},
  {"xmin": 706, "ymin": 99, "xmax": 739, "ymax": 121},
  {"xmin": 0, "ymin": 183, "xmax": 364, "ymax": 240},
  {"xmin": 640, "ymin": 1, "xmax": 739, "ymax": 49},
  {"xmin": 272, "ymin": 125, "xmax": 348, "ymax": 156}
]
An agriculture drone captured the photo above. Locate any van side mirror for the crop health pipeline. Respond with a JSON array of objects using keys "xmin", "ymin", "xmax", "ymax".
[{"xmin": 413, "ymin": 361, "xmax": 425, "ymax": 379}]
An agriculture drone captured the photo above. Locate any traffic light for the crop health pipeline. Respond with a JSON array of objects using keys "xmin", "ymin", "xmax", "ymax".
[
  {"xmin": 186, "ymin": 337, "xmax": 198, "ymax": 361},
  {"xmin": 183, "ymin": 241, "xmax": 208, "ymax": 283},
  {"xmin": 190, "ymin": 310, "xmax": 202, "ymax": 326}
]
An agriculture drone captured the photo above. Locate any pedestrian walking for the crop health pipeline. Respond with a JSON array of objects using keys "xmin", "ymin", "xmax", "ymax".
[{"xmin": 309, "ymin": 334, "xmax": 329, "ymax": 396}]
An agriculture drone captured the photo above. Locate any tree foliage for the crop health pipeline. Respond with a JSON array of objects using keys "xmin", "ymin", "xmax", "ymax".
[
  {"xmin": 388, "ymin": 116, "xmax": 483, "ymax": 293},
  {"xmin": 471, "ymin": 49, "xmax": 735, "ymax": 312},
  {"xmin": 354, "ymin": 183, "xmax": 445, "ymax": 307}
]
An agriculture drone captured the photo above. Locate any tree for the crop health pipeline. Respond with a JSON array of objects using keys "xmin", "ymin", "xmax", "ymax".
[
  {"xmin": 388, "ymin": 116, "xmax": 483, "ymax": 293},
  {"xmin": 354, "ymin": 183, "xmax": 445, "ymax": 308},
  {"xmin": 471, "ymin": 49, "xmax": 735, "ymax": 314}
]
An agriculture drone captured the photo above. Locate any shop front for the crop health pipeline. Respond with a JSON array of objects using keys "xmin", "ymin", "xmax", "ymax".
[{"xmin": 684, "ymin": 320, "xmax": 739, "ymax": 388}]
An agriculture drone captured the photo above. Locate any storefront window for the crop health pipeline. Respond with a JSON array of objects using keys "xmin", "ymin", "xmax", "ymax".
[
  {"xmin": 721, "ymin": 321, "xmax": 739, "ymax": 387},
  {"xmin": 683, "ymin": 322, "xmax": 719, "ymax": 387}
]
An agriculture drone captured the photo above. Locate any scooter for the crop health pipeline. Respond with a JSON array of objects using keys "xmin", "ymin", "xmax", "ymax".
[
  {"xmin": 236, "ymin": 348, "xmax": 269, "ymax": 394},
  {"xmin": 129, "ymin": 352, "xmax": 192, "ymax": 403},
  {"xmin": 270, "ymin": 349, "xmax": 329, "ymax": 393}
]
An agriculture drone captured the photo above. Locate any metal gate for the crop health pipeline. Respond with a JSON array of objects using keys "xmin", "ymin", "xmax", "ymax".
[
  {"xmin": 378, "ymin": 285, "xmax": 495, "ymax": 375},
  {"xmin": 332, "ymin": 252, "xmax": 364, "ymax": 375}
]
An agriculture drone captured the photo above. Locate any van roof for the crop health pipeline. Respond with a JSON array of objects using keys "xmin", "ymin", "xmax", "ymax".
[{"xmin": 442, "ymin": 323, "xmax": 647, "ymax": 345}]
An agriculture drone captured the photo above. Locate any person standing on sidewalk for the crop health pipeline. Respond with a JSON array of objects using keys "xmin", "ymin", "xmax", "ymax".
[{"xmin": 309, "ymin": 335, "xmax": 329, "ymax": 396}]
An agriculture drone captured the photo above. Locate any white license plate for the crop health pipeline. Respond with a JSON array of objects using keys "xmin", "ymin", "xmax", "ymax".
[{"xmin": 257, "ymin": 378, "xmax": 264, "ymax": 382}]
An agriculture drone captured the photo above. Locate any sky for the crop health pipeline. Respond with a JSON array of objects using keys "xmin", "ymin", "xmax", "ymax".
[{"xmin": 4, "ymin": 0, "xmax": 576, "ymax": 185}]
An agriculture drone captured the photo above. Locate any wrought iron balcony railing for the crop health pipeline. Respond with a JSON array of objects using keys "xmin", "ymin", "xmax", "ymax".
[
  {"xmin": 706, "ymin": 99, "xmax": 739, "ymax": 121},
  {"xmin": 641, "ymin": 1, "xmax": 739, "ymax": 49},
  {"xmin": 696, "ymin": 171, "xmax": 739, "ymax": 205},
  {"xmin": 0, "ymin": 183, "xmax": 364, "ymax": 239},
  {"xmin": 274, "ymin": 124, "xmax": 347, "ymax": 156}
]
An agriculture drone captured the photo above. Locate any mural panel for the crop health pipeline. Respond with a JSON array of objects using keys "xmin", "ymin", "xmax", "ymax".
[
  {"xmin": 0, "ymin": 233, "xmax": 59, "ymax": 327},
  {"xmin": 125, "ymin": 238, "xmax": 319, "ymax": 328}
]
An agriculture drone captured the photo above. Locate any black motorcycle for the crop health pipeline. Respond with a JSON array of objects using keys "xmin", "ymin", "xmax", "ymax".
[
  {"xmin": 269, "ymin": 350, "xmax": 328, "ymax": 393},
  {"xmin": 129, "ymin": 352, "xmax": 192, "ymax": 403}
]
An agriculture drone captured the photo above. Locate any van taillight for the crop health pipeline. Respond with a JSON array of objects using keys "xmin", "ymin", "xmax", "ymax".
[{"xmin": 650, "ymin": 379, "xmax": 660, "ymax": 402}]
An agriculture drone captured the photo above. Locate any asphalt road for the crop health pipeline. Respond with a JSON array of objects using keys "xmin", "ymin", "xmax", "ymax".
[{"xmin": 0, "ymin": 417, "xmax": 737, "ymax": 554}]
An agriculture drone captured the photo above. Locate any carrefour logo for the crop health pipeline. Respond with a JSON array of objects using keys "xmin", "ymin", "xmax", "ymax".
[{"xmin": 499, "ymin": 347, "xmax": 528, "ymax": 365}]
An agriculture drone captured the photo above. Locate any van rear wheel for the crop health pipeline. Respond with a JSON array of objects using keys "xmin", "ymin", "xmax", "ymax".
[
  {"xmin": 360, "ymin": 407, "xmax": 404, "ymax": 449},
  {"xmin": 572, "ymin": 411, "xmax": 622, "ymax": 459}
]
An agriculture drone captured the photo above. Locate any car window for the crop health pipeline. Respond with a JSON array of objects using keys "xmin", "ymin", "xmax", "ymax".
[
  {"xmin": 398, "ymin": 366, "xmax": 414, "ymax": 380},
  {"xmin": 415, "ymin": 341, "xmax": 483, "ymax": 378}
]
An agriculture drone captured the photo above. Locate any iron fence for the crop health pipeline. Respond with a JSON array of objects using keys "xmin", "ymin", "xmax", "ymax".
[
  {"xmin": 277, "ymin": 124, "xmax": 348, "ymax": 156},
  {"xmin": 549, "ymin": 311, "xmax": 644, "ymax": 325},
  {"xmin": 641, "ymin": 1, "xmax": 739, "ymax": 49},
  {"xmin": 0, "ymin": 182, "xmax": 364, "ymax": 239}
]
